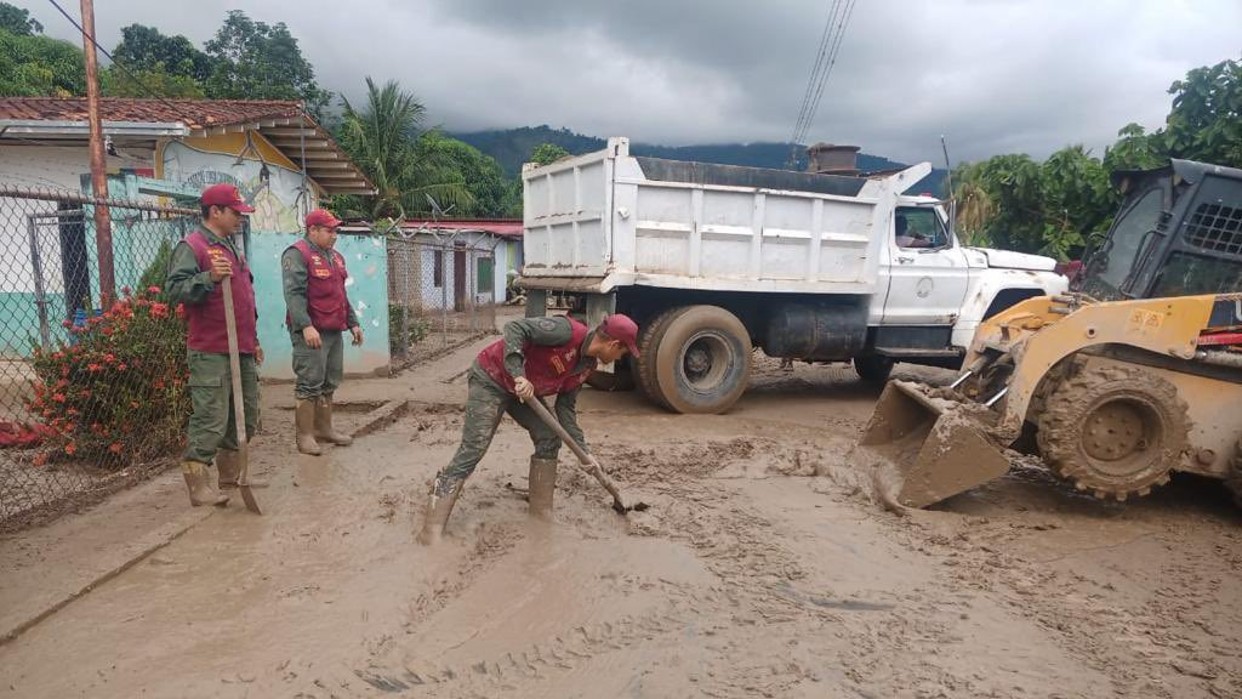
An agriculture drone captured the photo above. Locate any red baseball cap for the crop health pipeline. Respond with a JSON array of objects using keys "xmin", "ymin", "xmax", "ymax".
[
  {"xmin": 600, "ymin": 314, "xmax": 641, "ymax": 357},
  {"xmin": 200, "ymin": 183, "xmax": 254, "ymax": 213},
  {"xmin": 306, "ymin": 208, "xmax": 342, "ymax": 229}
]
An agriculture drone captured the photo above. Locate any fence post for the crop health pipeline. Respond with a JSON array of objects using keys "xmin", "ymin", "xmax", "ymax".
[{"xmin": 27, "ymin": 215, "xmax": 51, "ymax": 349}]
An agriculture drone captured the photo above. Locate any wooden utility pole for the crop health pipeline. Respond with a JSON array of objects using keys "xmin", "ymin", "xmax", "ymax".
[{"xmin": 79, "ymin": 0, "xmax": 115, "ymax": 304}]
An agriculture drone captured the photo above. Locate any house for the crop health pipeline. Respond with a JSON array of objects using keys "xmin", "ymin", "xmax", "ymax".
[
  {"xmin": 383, "ymin": 219, "xmax": 523, "ymax": 312},
  {"xmin": 0, "ymin": 97, "xmax": 389, "ymax": 379}
]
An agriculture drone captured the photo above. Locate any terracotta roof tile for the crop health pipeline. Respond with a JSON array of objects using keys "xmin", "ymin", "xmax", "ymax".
[{"xmin": 0, "ymin": 97, "xmax": 304, "ymax": 130}]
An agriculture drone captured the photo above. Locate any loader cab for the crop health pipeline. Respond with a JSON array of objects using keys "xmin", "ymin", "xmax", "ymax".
[{"xmin": 1078, "ymin": 160, "xmax": 1242, "ymax": 300}]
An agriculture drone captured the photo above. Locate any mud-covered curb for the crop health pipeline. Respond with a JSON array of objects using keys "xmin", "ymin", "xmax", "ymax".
[{"xmin": 1, "ymin": 401, "xmax": 409, "ymax": 648}]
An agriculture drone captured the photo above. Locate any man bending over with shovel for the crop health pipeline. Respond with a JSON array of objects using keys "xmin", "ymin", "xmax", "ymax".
[{"xmin": 416, "ymin": 313, "xmax": 640, "ymax": 545}]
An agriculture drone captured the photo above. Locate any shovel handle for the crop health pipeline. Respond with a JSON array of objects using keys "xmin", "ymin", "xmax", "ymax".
[
  {"xmin": 221, "ymin": 280, "xmax": 250, "ymax": 487},
  {"xmin": 523, "ymin": 395, "xmax": 626, "ymax": 506},
  {"xmin": 523, "ymin": 396, "xmax": 591, "ymax": 464}
]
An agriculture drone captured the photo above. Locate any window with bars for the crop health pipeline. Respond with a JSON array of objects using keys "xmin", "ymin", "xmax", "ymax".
[{"xmin": 1184, "ymin": 202, "xmax": 1242, "ymax": 255}]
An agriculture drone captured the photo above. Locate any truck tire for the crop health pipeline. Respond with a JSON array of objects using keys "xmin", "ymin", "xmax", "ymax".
[
  {"xmin": 585, "ymin": 357, "xmax": 635, "ymax": 392},
  {"xmin": 633, "ymin": 307, "xmax": 692, "ymax": 408},
  {"xmin": 854, "ymin": 355, "xmax": 895, "ymax": 384},
  {"xmin": 1037, "ymin": 364, "xmax": 1188, "ymax": 501},
  {"xmin": 653, "ymin": 305, "xmax": 752, "ymax": 414}
]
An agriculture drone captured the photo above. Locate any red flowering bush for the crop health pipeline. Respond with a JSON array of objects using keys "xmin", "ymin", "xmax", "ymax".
[{"xmin": 27, "ymin": 286, "xmax": 190, "ymax": 467}]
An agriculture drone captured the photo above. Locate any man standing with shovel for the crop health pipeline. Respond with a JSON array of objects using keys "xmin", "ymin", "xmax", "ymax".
[
  {"xmin": 166, "ymin": 183, "xmax": 265, "ymax": 507},
  {"xmin": 416, "ymin": 313, "xmax": 640, "ymax": 545}
]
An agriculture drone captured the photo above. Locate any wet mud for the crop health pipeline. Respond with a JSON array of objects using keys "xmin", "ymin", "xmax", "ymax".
[{"xmin": 1, "ymin": 357, "xmax": 1240, "ymax": 698}]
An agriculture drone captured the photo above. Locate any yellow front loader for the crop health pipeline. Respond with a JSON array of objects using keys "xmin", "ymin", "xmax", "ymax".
[{"xmin": 860, "ymin": 293, "xmax": 1242, "ymax": 507}]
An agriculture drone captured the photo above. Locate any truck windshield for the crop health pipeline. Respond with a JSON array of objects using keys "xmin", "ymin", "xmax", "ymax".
[{"xmin": 1092, "ymin": 186, "xmax": 1163, "ymax": 292}]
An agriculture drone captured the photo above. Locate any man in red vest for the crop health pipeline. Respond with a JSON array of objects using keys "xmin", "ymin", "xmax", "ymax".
[
  {"xmin": 165, "ymin": 183, "xmax": 266, "ymax": 507},
  {"xmin": 416, "ymin": 313, "xmax": 640, "ymax": 544},
  {"xmin": 281, "ymin": 208, "xmax": 363, "ymax": 455}
]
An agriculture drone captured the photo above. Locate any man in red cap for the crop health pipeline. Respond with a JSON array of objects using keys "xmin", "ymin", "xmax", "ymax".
[
  {"xmin": 165, "ymin": 183, "xmax": 265, "ymax": 507},
  {"xmin": 416, "ymin": 312, "xmax": 640, "ymax": 544},
  {"xmin": 281, "ymin": 208, "xmax": 363, "ymax": 455}
]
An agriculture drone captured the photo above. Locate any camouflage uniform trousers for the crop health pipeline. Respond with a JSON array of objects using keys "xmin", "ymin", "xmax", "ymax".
[
  {"xmin": 291, "ymin": 329, "xmax": 344, "ymax": 400},
  {"xmin": 438, "ymin": 364, "xmax": 565, "ymax": 482},
  {"xmin": 183, "ymin": 349, "xmax": 260, "ymax": 464}
]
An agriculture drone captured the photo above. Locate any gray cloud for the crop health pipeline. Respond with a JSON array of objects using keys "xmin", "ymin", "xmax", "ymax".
[{"xmin": 22, "ymin": 0, "xmax": 1242, "ymax": 164}]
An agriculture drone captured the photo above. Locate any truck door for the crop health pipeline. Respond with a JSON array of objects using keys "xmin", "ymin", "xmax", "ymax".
[{"xmin": 881, "ymin": 206, "xmax": 970, "ymax": 325}]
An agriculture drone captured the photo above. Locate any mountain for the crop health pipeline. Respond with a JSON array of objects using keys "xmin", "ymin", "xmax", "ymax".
[{"xmin": 450, "ymin": 125, "xmax": 948, "ymax": 196}]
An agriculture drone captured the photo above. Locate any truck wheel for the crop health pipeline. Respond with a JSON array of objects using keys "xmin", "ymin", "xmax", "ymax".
[
  {"xmin": 854, "ymin": 355, "xmax": 895, "ymax": 384},
  {"xmin": 585, "ymin": 357, "xmax": 635, "ymax": 392},
  {"xmin": 1037, "ymin": 364, "xmax": 1188, "ymax": 501},
  {"xmin": 653, "ymin": 305, "xmax": 752, "ymax": 414},
  {"xmin": 633, "ymin": 307, "xmax": 692, "ymax": 408}
]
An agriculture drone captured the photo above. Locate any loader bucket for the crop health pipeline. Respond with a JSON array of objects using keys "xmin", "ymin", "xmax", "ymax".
[{"xmin": 858, "ymin": 381, "xmax": 1011, "ymax": 508}]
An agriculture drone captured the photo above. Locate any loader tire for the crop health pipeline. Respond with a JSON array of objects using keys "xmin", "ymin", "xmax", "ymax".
[
  {"xmin": 633, "ymin": 307, "xmax": 693, "ymax": 409},
  {"xmin": 653, "ymin": 305, "xmax": 752, "ymax": 414},
  {"xmin": 1228, "ymin": 438, "xmax": 1242, "ymax": 510},
  {"xmin": 1037, "ymin": 364, "xmax": 1188, "ymax": 501}
]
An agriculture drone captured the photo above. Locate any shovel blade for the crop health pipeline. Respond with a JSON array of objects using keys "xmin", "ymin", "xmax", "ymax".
[
  {"xmin": 239, "ymin": 484, "xmax": 262, "ymax": 515},
  {"xmin": 859, "ymin": 381, "xmax": 1010, "ymax": 508}
]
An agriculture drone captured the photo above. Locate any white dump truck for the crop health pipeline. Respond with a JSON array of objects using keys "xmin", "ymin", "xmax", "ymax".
[{"xmin": 519, "ymin": 137, "xmax": 1067, "ymax": 413}]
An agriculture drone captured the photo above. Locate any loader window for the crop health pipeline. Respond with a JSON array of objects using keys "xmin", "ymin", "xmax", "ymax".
[
  {"xmin": 895, "ymin": 207, "xmax": 949, "ymax": 249},
  {"xmin": 1151, "ymin": 252, "xmax": 1242, "ymax": 296},
  {"xmin": 1094, "ymin": 187, "xmax": 1163, "ymax": 292}
]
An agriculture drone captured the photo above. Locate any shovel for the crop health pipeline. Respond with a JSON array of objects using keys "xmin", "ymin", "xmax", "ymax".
[
  {"xmin": 523, "ymin": 396, "xmax": 647, "ymax": 514},
  {"xmin": 221, "ymin": 278, "xmax": 262, "ymax": 515}
]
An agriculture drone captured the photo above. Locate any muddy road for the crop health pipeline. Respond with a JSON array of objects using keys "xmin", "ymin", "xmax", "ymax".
[{"xmin": 1, "ymin": 355, "xmax": 1240, "ymax": 698}]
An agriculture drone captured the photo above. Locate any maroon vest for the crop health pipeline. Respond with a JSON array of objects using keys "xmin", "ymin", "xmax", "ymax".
[
  {"xmin": 477, "ymin": 318, "xmax": 594, "ymax": 396},
  {"xmin": 286, "ymin": 239, "xmax": 350, "ymax": 331},
  {"xmin": 182, "ymin": 229, "xmax": 258, "ymax": 354}
]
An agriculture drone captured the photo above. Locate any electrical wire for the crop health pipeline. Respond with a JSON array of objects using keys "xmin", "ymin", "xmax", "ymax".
[
  {"xmin": 786, "ymin": 0, "xmax": 858, "ymax": 165},
  {"xmin": 44, "ymin": 0, "xmax": 188, "ymax": 115}
]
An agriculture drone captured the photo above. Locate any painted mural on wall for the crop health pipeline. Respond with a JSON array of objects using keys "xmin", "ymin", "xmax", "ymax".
[{"xmin": 161, "ymin": 140, "xmax": 309, "ymax": 233}]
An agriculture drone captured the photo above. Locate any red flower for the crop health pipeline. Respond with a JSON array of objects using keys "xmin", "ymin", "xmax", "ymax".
[
  {"xmin": 150, "ymin": 303, "xmax": 169, "ymax": 319},
  {"xmin": 147, "ymin": 285, "xmax": 161, "ymax": 295},
  {"xmin": 108, "ymin": 442, "xmax": 123, "ymax": 454},
  {"xmin": 116, "ymin": 363, "xmax": 127, "ymax": 371},
  {"xmin": 87, "ymin": 364, "xmax": 101, "ymax": 372},
  {"xmin": 32, "ymin": 452, "xmax": 49, "ymax": 467},
  {"xmin": 64, "ymin": 443, "xmax": 77, "ymax": 456},
  {"xmin": 52, "ymin": 392, "xmax": 65, "ymax": 403},
  {"xmin": 121, "ymin": 286, "xmax": 132, "ymax": 296}
]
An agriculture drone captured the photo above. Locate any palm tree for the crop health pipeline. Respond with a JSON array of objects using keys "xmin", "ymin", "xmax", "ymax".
[{"xmin": 338, "ymin": 77, "xmax": 472, "ymax": 220}]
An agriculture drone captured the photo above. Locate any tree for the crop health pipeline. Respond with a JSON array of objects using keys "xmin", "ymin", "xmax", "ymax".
[
  {"xmin": 530, "ymin": 142, "xmax": 571, "ymax": 166},
  {"xmin": 112, "ymin": 24, "xmax": 214, "ymax": 84},
  {"xmin": 0, "ymin": 30, "xmax": 84, "ymax": 97},
  {"xmin": 1163, "ymin": 56, "xmax": 1242, "ymax": 168},
  {"xmin": 101, "ymin": 65, "xmax": 205, "ymax": 99},
  {"xmin": 204, "ymin": 11, "xmax": 329, "ymax": 114},
  {"xmin": 952, "ymin": 147, "xmax": 1113, "ymax": 260},
  {"xmin": 424, "ymin": 133, "xmax": 521, "ymax": 217},
  {"xmin": 336, "ymin": 77, "xmax": 472, "ymax": 220},
  {"xmin": 1103, "ymin": 123, "xmax": 1168, "ymax": 173},
  {"xmin": 0, "ymin": 2, "xmax": 42, "ymax": 36}
]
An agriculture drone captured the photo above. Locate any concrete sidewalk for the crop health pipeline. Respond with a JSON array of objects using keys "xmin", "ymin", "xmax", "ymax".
[{"xmin": 0, "ymin": 331, "xmax": 497, "ymax": 647}]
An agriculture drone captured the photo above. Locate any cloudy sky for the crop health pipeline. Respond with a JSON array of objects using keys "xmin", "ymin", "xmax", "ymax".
[{"xmin": 25, "ymin": 0, "xmax": 1242, "ymax": 164}]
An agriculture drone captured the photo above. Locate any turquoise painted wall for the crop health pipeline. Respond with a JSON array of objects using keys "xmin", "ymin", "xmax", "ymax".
[{"xmin": 248, "ymin": 232, "xmax": 390, "ymax": 381}]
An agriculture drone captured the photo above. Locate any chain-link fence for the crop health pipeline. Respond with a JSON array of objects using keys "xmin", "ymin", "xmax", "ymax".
[
  {"xmin": 0, "ymin": 185, "xmax": 198, "ymax": 533},
  {"xmin": 387, "ymin": 235, "xmax": 499, "ymax": 367}
]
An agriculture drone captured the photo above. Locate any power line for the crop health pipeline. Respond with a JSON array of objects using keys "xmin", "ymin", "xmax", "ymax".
[
  {"xmin": 796, "ymin": 0, "xmax": 856, "ymax": 147},
  {"xmin": 787, "ymin": 0, "xmax": 858, "ymax": 166},
  {"xmin": 44, "ymin": 0, "xmax": 188, "ymax": 115},
  {"xmin": 789, "ymin": 1, "xmax": 843, "ymax": 152}
]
